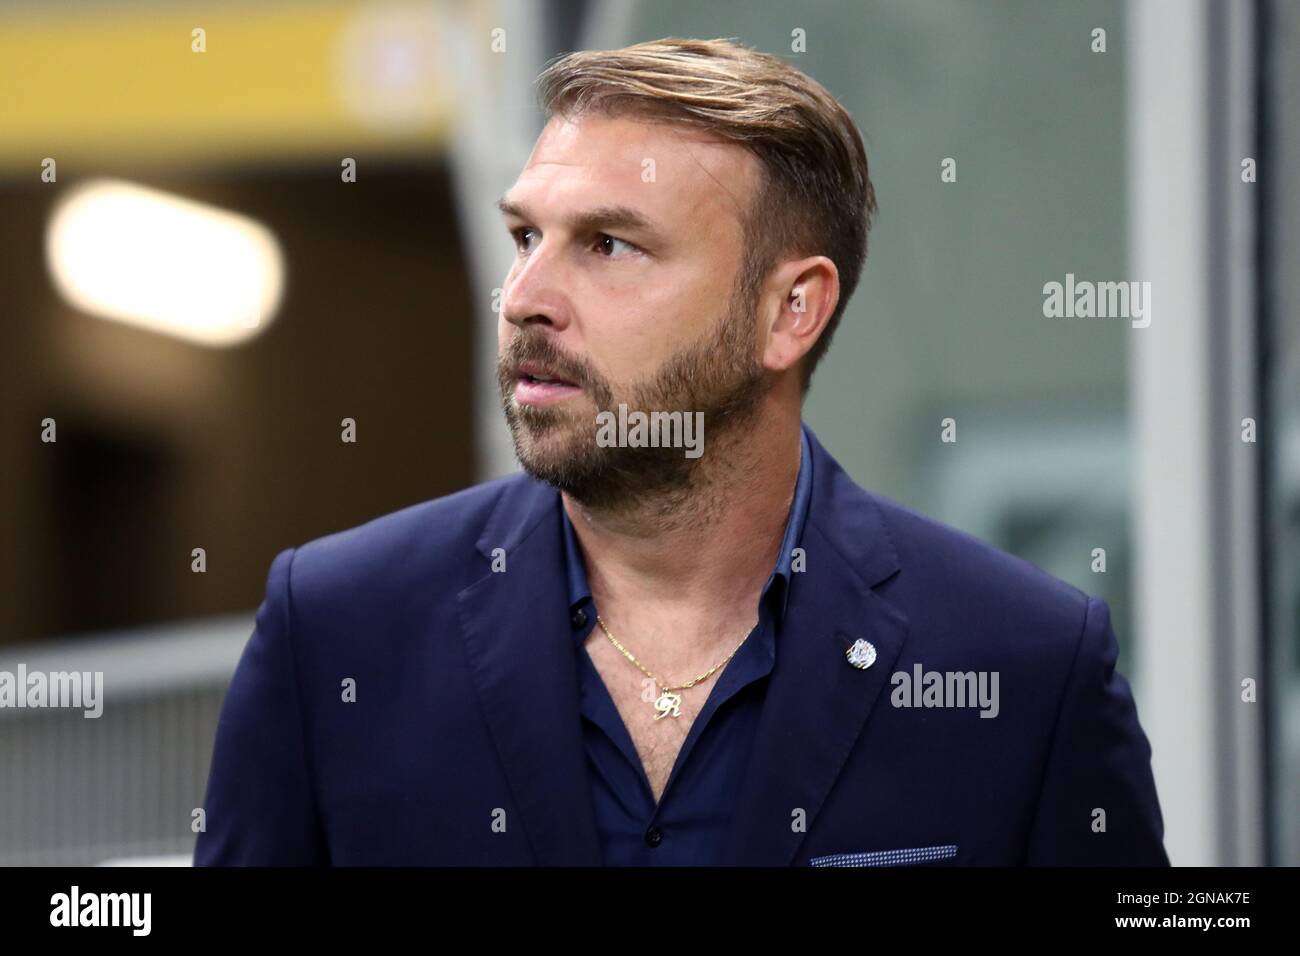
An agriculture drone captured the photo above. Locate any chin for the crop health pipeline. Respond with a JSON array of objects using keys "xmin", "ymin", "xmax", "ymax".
[{"xmin": 509, "ymin": 417, "xmax": 591, "ymax": 473}]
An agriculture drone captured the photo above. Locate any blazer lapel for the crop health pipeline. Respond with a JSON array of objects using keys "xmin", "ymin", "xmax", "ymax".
[
  {"xmin": 722, "ymin": 430, "xmax": 911, "ymax": 866},
  {"xmin": 457, "ymin": 477, "xmax": 603, "ymax": 866}
]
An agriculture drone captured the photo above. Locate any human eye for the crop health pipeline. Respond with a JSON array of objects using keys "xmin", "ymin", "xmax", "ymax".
[
  {"xmin": 510, "ymin": 226, "xmax": 538, "ymax": 254},
  {"xmin": 592, "ymin": 233, "xmax": 640, "ymax": 258}
]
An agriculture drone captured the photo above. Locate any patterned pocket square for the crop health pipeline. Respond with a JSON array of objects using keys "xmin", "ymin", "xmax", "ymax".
[{"xmin": 809, "ymin": 844, "xmax": 959, "ymax": 867}]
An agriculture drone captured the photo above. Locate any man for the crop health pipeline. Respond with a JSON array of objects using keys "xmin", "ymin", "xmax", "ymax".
[{"xmin": 195, "ymin": 38, "xmax": 1168, "ymax": 866}]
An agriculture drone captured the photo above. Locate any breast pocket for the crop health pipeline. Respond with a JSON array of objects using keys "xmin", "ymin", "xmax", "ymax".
[{"xmin": 808, "ymin": 844, "xmax": 959, "ymax": 867}]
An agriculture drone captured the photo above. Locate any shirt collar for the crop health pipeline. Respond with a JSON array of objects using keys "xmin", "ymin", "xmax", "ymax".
[{"xmin": 560, "ymin": 423, "xmax": 813, "ymax": 631}]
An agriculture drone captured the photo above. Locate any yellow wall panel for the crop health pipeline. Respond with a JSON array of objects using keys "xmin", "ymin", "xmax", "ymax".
[{"xmin": 0, "ymin": 1, "xmax": 453, "ymax": 168}]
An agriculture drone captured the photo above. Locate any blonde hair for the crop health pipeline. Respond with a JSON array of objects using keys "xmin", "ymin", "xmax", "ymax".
[{"xmin": 537, "ymin": 37, "xmax": 877, "ymax": 392}]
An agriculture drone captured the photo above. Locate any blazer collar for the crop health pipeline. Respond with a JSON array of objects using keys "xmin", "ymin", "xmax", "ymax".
[
  {"xmin": 459, "ymin": 474, "xmax": 602, "ymax": 865},
  {"xmin": 457, "ymin": 424, "xmax": 908, "ymax": 866},
  {"xmin": 720, "ymin": 426, "xmax": 909, "ymax": 865}
]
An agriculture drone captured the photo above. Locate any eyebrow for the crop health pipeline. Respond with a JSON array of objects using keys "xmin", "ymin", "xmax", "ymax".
[{"xmin": 496, "ymin": 197, "xmax": 666, "ymax": 245}]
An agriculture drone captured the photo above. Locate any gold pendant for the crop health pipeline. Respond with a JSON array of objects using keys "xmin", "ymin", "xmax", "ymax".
[{"xmin": 653, "ymin": 688, "xmax": 683, "ymax": 720}]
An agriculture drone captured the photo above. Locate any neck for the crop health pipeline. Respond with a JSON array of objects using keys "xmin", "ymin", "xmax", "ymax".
[{"xmin": 564, "ymin": 396, "xmax": 802, "ymax": 621}]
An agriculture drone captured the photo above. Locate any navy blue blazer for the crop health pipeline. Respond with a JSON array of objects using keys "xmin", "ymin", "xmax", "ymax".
[{"xmin": 194, "ymin": 426, "xmax": 1168, "ymax": 866}]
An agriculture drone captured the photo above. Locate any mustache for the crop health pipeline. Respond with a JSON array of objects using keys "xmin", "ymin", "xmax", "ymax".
[{"xmin": 499, "ymin": 334, "xmax": 592, "ymax": 388}]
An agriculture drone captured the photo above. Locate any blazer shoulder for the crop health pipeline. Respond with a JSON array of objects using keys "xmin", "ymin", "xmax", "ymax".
[
  {"xmin": 285, "ymin": 472, "xmax": 531, "ymax": 601},
  {"xmin": 859, "ymin": 487, "xmax": 1093, "ymax": 640}
]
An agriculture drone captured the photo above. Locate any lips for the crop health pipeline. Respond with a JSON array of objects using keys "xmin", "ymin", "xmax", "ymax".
[
  {"xmin": 513, "ymin": 360, "xmax": 582, "ymax": 406},
  {"xmin": 516, "ymin": 361, "xmax": 577, "ymax": 387}
]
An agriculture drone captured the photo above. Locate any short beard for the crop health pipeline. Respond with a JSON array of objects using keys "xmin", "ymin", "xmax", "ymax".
[{"xmin": 497, "ymin": 270, "xmax": 769, "ymax": 514}]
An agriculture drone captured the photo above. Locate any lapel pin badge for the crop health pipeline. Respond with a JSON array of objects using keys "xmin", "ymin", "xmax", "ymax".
[{"xmin": 846, "ymin": 638, "xmax": 877, "ymax": 670}]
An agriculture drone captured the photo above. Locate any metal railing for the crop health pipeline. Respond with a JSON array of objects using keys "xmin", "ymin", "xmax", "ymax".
[{"xmin": 0, "ymin": 613, "xmax": 251, "ymax": 866}]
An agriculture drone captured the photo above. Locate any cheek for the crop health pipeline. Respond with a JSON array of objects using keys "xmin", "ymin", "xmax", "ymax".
[
  {"xmin": 585, "ymin": 275, "xmax": 723, "ymax": 380},
  {"xmin": 591, "ymin": 313, "xmax": 665, "ymax": 381}
]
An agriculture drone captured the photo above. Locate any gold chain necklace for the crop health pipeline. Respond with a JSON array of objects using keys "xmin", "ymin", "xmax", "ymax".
[{"xmin": 594, "ymin": 613, "xmax": 751, "ymax": 721}]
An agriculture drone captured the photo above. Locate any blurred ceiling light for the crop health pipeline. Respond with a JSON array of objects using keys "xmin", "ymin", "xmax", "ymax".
[{"xmin": 45, "ymin": 179, "xmax": 285, "ymax": 347}]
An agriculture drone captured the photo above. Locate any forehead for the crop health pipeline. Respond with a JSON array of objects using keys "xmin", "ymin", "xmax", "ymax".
[{"xmin": 507, "ymin": 112, "xmax": 761, "ymax": 231}]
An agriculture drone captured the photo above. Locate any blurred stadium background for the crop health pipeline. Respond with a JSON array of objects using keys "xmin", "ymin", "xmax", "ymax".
[{"xmin": 0, "ymin": 0, "xmax": 1295, "ymax": 866}]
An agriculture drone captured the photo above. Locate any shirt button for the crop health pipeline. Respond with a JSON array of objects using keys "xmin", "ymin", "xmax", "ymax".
[
  {"xmin": 645, "ymin": 826, "xmax": 663, "ymax": 848},
  {"xmin": 571, "ymin": 608, "xmax": 588, "ymax": 629}
]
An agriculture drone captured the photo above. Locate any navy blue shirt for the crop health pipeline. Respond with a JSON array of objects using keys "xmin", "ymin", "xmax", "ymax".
[{"xmin": 560, "ymin": 425, "xmax": 814, "ymax": 865}]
